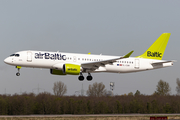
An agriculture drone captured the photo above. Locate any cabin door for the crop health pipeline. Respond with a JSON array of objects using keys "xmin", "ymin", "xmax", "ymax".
[
  {"xmin": 134, "ymin": 59, "xmax": 139, "ymax": 69},
  {"xmin": 27, "ymin": 51, "xmax": 32, "ymax": 62}
]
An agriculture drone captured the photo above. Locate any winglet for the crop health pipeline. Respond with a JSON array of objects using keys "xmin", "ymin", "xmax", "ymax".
[{"xmin": 122, "ymin": 51, "xmax": 134, "ymax": 58}]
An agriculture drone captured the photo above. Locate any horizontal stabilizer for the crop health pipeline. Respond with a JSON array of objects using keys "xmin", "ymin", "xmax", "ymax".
[{"xmin": 151, "ymin": 60, "xmax": 176, "ymax": 65}]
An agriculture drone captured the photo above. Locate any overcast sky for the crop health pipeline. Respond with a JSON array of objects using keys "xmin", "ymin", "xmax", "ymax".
[{"xmin": 0, "ymin": 0, "xmax": 180, "ymax": 95}]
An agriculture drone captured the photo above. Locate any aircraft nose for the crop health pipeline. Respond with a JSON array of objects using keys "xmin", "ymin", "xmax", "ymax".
[{"xmin": 4, "ymin": 57, "xmax": 11, "ymax": 64}]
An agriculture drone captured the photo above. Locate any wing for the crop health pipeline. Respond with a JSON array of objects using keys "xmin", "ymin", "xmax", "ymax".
[{"xmin": 81, "ymin": 51, "xmax": 134, "ymax": 71}]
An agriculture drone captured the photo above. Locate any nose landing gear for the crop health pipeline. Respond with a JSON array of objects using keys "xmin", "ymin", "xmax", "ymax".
[
  {"xmin": 16, "ymin": 72, "xmax": 20, "ymax": 76},
  {"xmin": 16, "ymin": 66, "xmax": 21, "ymax": 76}
]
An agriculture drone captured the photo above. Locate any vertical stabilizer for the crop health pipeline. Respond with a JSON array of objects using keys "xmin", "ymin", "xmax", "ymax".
[{"xmin": 136, "ymin": 33, "xmax": 171, "ymax": 60}]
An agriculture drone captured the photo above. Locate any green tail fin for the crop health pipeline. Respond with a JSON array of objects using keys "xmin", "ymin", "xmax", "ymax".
[{"xmin": 136, "ymin": 33, "xmax": 171, "ymax": 60}]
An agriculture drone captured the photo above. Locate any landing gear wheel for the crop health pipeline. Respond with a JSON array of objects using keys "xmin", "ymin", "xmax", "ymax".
[
  {"xmin": 78, "ymin": 76, "xmax": 84, "ymax": 81},
  {"xmin": 16, "ymin": 72, "xmax": 20, "ymax": 76},
  {"xmin": 87, "ymin": 73, "xmax": 93, "ymax": 81},
  {"xmin": 87, "ymin": 76, "xmax": 93, "ymax": 81},
  {"xmin": 78, "ymin": 72, "xmax": 84, "ymax": 81}
]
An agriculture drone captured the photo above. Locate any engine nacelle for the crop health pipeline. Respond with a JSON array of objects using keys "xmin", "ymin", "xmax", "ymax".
[
  {"xmin": 50, "ymin": 63, "xmax": 81, "ymax": 75},
  {"xmin": 64, "ymin": 64, "xmax": 81, "ymax": 75},
  {"xmin": 50, "ymin": 69, "xmax": 66, "ymax": 75}
]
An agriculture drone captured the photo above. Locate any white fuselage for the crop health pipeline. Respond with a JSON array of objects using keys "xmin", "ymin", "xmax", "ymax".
[{"xmin": 4, "ymin": 50, "xmax": 173, "ymax": 74}]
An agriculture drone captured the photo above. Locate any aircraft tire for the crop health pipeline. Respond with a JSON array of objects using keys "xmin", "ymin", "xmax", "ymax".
[
  {"xmin": 16, "ymin": 72, "xmax": 20, "ymax": 76},
  {"xmin": 78, "ymin": 76, "xmax": 84, "ymax": 81},
  {"xmin": 87, "ymin": 76, "xmax": 93, "ymax": 81}
]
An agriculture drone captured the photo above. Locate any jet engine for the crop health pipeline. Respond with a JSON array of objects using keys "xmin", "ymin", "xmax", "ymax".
[{"xmin": 50, "ymin": 63, "xmax": 81, "ymax": 75}]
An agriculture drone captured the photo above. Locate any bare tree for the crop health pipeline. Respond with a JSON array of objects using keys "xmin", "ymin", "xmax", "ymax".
[
  {"xmin": 155, "ymin": 79, "xmax": 171, "ymax": 96},
  {"xmin": 53, "ymin": 81, "xmax": 67, "ymax": 96},
  {"xmin": 86, "ymin": 82, "xmax": 106, "ymax": 97},
  {"xmin": 176, "ymin": 78, "xmax": 180, "ymax": 95}
]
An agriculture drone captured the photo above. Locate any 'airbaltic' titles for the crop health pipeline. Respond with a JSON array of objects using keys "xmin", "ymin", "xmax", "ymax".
[
  {"xmin": 147, "ymin": 51, "xmax": 162, "ymax": 58},
  {"xmin": 68, "ymin": 68, "xmax": 78, "ymax": 71},
  {"xmin": 35, "ymin": 52, "xmax": 66, "ymax": 60}
]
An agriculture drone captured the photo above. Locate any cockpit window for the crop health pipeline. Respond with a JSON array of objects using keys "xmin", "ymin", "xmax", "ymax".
[
  {"xmin": 15, "ymin": 54, "xmax": 20, "ymax": 57},
  {"xmin": 10, "ymin": 54, "xmax": 15, "ymax": 56},
  {"xmin": 10, "ymin": 54, "xmax": 20, "ymax": 57}
]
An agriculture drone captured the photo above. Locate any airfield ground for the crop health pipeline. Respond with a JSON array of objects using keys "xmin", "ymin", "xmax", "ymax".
[{"xmin": 0, "ymin": 115, "xmax": 180, "ymax": 120}]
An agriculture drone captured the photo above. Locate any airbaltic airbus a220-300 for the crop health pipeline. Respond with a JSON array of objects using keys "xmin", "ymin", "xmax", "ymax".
[{"xmin": 4, "ymin": 33, "xmax": 174, "ymax": 81}]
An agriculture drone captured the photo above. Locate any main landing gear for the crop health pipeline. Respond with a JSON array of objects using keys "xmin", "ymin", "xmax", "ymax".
[
  {"xmin": 16, "ymin": 66, "xmax": 21, "ymax": 76},
  {"xmin": 78, "ymin": 73, "xmax": 84, "ymax": 81},
  {"xmin": 87, "ymin": 73, "xmax": 93, "ymax": 81},
  {"xmin": 78, "ymin": 72, "xmax": 93, "ymax": 81}
]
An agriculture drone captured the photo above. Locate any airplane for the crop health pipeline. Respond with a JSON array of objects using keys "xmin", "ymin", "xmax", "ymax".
[{"xmin": 4, "ymin": 33, "xmax": 174, "ymax": 81}]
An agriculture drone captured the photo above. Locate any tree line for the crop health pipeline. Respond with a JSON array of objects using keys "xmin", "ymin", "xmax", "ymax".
[
  {"xmin": 0, "ymin": 78, "xmax": 179, "ymax": 115},
  {"xmin": 0, "ymin": 93, "xmax": 180, "ymax": 115}
]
